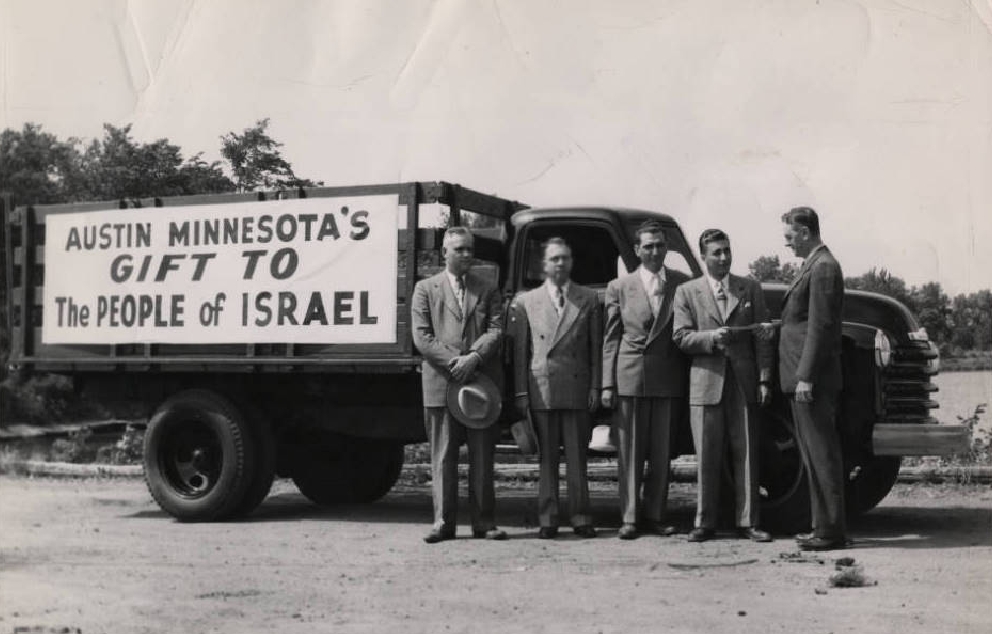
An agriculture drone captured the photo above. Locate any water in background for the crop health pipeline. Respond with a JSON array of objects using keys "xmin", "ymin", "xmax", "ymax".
[{"xmin": 933, "ymin": 371, "xmax": 992, "ymax": 432}]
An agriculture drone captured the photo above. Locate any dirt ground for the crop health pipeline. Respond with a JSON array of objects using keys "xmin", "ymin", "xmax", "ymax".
[{"xmin": 0, "ymin": 476, "xmax": 989, "ymax": 634}]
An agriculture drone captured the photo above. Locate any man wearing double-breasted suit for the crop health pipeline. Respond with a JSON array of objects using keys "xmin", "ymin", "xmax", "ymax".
[
  {"xmin": 673, "ymin": 229, "xmax": 774, "ymax": 543},
  {"xmin": 512, "ymin": 238, "xmax": 602, "ymax": 539},
  {"xmin": 411, "ymin": 227, "xmax": 507, "ymax": 544},
  {"xmin": 602, "ymin": 220, "xmax": 690, "ymax": 540},
  {"xmin": 779, "ymin": 207, "xmax": 848, "ymax": 551}
]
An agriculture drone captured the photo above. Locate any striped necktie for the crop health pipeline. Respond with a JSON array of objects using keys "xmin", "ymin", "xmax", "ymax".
[{"xmin": 715, "ymin": 281, "xmax": 728, "ymax": 321}]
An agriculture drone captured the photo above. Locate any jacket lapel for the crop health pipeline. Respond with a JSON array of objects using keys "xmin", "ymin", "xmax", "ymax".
[
  {"xmin": 538, "ymin": 286, "xmax": 560, "ymax": 341},
  {"xmin": 551, "ymin": 285, "xmax": 580, "ymax": 348},
  {"xmin": 723, "ymin": 274, "xmax": 742, "ymax": 320},
  {"xmin": 627, "ymin": 274, "xmax": 655, "ymax": 334},
  {"xmin": 440, "ymin": 273, "xmax": 463, "ymax": 322},
  {"xmin": 697, "ymin": 278, "xmax": 724, "ymax": 326},
  {"xmin": 461, "ymin": 274, "xmax": 479, "ymax": 334},
  {"xmin": 782, "ymin": 247, "xmax": 821, "ymax": 303}
]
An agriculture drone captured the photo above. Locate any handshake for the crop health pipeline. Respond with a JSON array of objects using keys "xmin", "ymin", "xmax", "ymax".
[{"xmin": 713, "ymin": 321, "xmax": 778, "ymax": 350}]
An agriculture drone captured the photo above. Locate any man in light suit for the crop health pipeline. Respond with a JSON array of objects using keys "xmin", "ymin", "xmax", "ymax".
[
  {"xmin": 780, "ymin": 207, "xmax": 848, "ymax": 551},
  {"xmin": 512, "ymin": 238, "xmax": 602, "ymax": 539},
  {"xmin": 411, "ymin": 226, "xmax": 507, "ymax": 543},
  {"xmin": 673, "ymin": 229, "xmax": 774, "ymax": 543},
  {"xmin": 602, "ymin": 220, "xmax": 690, "ymax": 540}
]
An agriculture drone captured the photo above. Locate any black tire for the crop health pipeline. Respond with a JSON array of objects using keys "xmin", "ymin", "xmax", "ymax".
[
  {"xmin": 846, "ymin": 454, "xmax": 901, "ymax": 516},
  {"xmin": 143, "ymin": 389, "xmax": 255, "ymax": 522},
  {"xmin": 230, "ymin": 410, "xmax": 277, "ymax": 518},
  {"xmin": 757, "ymin": 406, "xmax": 812, "ymax": 534},
  {"xmin": 291, "ymin": 434, "xmax": 404, "ymax": 505}
]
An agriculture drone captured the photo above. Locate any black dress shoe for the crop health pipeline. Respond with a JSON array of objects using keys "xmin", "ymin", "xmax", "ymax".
[
  {"xmin": 424, "ymin": 528, "xmax": 456, "ymax": 544},
  {"xmin": 618, "ymin": 523, "xmax": 639, "ymax": 540},
  {"xmin": 794, "ymin": 532, "xmax": 814, "ymax": 542},
  {"xmin": 739, "ymin": 527, "xmax": 772, "ymax": 542},
  {"xmin": 537, "ymin": 527, "xmax": 559, "ymax": 539},
  {"xmin": 473, "ymin": 528, "xmax": 508, "ymax": 540},
  {"xmin": 573, "ymin": 525, "xmax": 597, "ymax": 538},
  {"xmin": 641, "ymin": 521, "xmax": 677, "ymax": 536},
  {"xmin": 797, "ymin": 536, "xmax": 848, "ymax": 551},
  {"xmin": 687, "ymin": 527, "xmax": 716, "ymax": 542}
]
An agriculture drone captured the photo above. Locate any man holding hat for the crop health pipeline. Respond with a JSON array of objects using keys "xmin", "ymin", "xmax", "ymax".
[
  {"xmin": 511, "ymin": 238, "xmax": 602, "ymax": 539},
  {"xmin": 411, "ymin": 226, "xmax": 507, "ymax": 543}
]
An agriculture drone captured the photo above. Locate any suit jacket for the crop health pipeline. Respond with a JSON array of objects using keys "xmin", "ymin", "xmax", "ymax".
[
  {"xmin": 411, "ymin": 270, "xmax": 503, "ymax": 407},
  {"xmin": 511, "ymin": 282, "xmax": 603, "ymax": 410},
  {"xmin": 672, "ymin": 274, "xmax": 774, "ymax": 406},
  {"xmin": 602, "ymin": 267, "xmax": 690, "ymax": 398},
  {"xmin": 778, "ymin": 245, "xmax": 844, "ymax": 394}
]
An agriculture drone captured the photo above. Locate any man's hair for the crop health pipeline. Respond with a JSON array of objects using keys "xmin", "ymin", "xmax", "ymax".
[
  {"xmin": 781, "ymin": 207, "xmax": 820, "ymax": 237},
  {"xmin": 442, "ymin": 226, "xmax": 475, "ymax": 247},
  {"xmin": 698, "ymin": 228, "xmax": 729, "ymax": 254},
  {"xmin": 634, "ymin": 220, "xmax": 667, "ymax": 244},
  {"xmin": 542, "ymin": 236, "xmax": 571, "ymax": 258}
]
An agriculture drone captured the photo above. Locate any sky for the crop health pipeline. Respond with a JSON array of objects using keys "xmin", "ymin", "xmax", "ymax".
[{"xmin": 2, "ymin": 0, "xmax": 991, "ymax": 295}]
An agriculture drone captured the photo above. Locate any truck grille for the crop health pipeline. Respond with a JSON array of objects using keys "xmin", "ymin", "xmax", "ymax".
[{"xmin": 881, "ymin": 341, "xmax": 939, "ymax": 424}]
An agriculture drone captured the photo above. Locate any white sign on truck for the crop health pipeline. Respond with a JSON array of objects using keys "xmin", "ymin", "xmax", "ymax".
[{"xmin": 42, "ymin": 195, "xmax": 400, "ymax": 344}]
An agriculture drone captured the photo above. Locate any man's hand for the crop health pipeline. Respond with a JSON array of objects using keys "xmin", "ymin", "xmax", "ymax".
[
  {"xmin": 712, "ymin": 327, "xmax": 730, "ymax": 352},
  {"xmin": 515, "ymin": 395, "xmax": 530, "ymax": 418},
  {"xmin": 601, "ymin": 388, "xmax": 616, "ymax": 409},
  {"xmin": 588, "ymin": 388, "xmax": 599, "ymax": 413},
  {"xmin": 754, "ymin": 322, "xmax": 776, "ymax": 342},
  {"xmin": 758, "ymin": 383, "xmax": 772, "ymax": 406},
  {"xmin": 447, "ymin": 353, "xmax": 480, "ymax": 383},
  {"xmin": 795, "ymin": 380, "xmax": 814, "ymax": 403}
]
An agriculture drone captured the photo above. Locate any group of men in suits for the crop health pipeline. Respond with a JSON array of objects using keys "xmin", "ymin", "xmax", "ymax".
[{"xmin": 411, "ymin": 207, "xmax": 848, "ymax": 552}]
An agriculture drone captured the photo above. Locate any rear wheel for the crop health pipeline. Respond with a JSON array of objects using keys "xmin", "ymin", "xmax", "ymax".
[
  {"xmin": 757, "ymin": 407, "xmax": 811, "ymax": 534},
  {"xmin": 290, "ymin": 432, "xmax": 404, "ymax": 505},
  {"xmin": 143, "ymin": 389, "xmax": 256, "ymax": 522}
]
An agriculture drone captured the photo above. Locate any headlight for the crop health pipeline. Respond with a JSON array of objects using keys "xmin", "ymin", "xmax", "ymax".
[{"xmin": 874, "ymin": 329, "xmax": 892, "ymax": 367}]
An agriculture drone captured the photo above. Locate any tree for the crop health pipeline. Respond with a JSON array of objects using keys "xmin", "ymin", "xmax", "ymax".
[
  {"xmin": 80, "ymin": 124, "xmax": 235, "ymax": 202},
  {"xmin": 0, "ymin": 123, "xmax": 86, "ymax": 205},
  {"xmin": 845, "ymin": 267, "xmax": 915, "ymax": 310},
  {"xmin": 220, "ymin": 119, "xmax": 322, "ymax": 192},
  {"xmin": 747, "ymin": 255, "xmax": 798, "ymax": 283}
]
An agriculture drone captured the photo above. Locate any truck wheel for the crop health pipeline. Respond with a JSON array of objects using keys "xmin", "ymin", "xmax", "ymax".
[
  {"xmin": 758, "ymin": 407, "xmax": 812, "ymax": 534},
  {"xmin": 230, "ymin": 410, "xmax": 277, "ymax": 518},
  {"xmin": 143, "ymin": 389, "xmax": 255, "ymax": 522},
  {"xmin": 846, "ymin": 455, "xmax": 901, "ymax": 516},
  {"xmin": 291, "ymin": 434, "xmax": 404, "ymax": 505}
]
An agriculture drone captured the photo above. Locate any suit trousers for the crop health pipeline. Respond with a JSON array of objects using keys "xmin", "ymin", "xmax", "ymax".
[
  {"xmin": 532, "ymin": 410, "xmax": 593, "ymax": 528},
  {"xmin": 424, "ymin": 407, "xmax": 498, "ymax": 532},
  {"xmin": 689, "ymin": 365, "xmax": 760, "ymax": 529},
  {"xmin": 790, "ymin": 393, "xmax": 847, "ymax": 539},
  {"xmin": 616, "ymin": 397, "xmax": 673, "ymax": 525}
]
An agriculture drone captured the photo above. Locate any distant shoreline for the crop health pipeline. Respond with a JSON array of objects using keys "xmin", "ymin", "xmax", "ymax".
[{"xmin": 940, "ymin": 357, "xmax": 992, "ymax": 372}]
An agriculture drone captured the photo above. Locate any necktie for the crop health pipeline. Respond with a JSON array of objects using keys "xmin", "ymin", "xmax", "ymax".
[
  {"xmin": 716, "ymin": 281, "xmax": 728, "ymax": 321},
  {"xmin": 649, "ymin": 274, "xmax": 662, "ymax": 317},
  {"xmin": 455, "ymin": 276, "xmax": 466, "ymax": 312},
  {"xmin": 554, "ymin": 285, "xmax": 565, "ymax": 314}
]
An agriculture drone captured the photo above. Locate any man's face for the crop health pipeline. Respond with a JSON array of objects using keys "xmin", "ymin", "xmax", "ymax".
[
  {"xmin": 635, "ymin": 231, "xmax": 667, "ymax": 273},
  {"xmin": 443, "ymin": 232, "xmax": 474, "ymax": 276},
  {"xmin": 702, "ymin": 239, "xmax": 732, "ymax": 279},
  {"xmin": 783, "ymin": 222, "xmax": 810, "ymax": 258},
  {"xmin": 543, "ymin": 242, "xmax": 573, "ymax": 286}
]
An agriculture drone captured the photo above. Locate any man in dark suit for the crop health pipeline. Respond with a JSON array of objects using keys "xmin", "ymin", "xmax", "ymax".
[
  {"xmin": 673, "ymin": 229, "xmax": 774, "ymax": 543},
  {"xmin": 512, "ymin": 238, "xmax": 602, "ymax": 539},
  {"xmin": 779, "ymin": 207, "xmax": 848, "ymax": 551},
  {"xmin": 411, "ymin": 226, "xmax": 508, "ymax": 543},
  {"xmin": 602, "ymin": 220, "xmax": 690, "ymax": 540}
]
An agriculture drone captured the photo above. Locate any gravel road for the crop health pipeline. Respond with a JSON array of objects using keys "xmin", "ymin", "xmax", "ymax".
[{"xmin": 1, "ymin": 476, "xmax": 989, "ymax": 634}]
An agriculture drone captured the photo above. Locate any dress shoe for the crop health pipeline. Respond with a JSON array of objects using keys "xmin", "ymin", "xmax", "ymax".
[
  {"xmin": 472, "ymin": 528, "xmax": 508, "ymax": 540},
  {"xmin": 738, "ymin": 527, "xmax": 772, "ymax": 542},
  {"xmin": 797, "ymin": 536, "xmax": 848, "ymax": 551},
  {"xmin": 423, "ymin": 528, "xmax": 456, "ymax": 544},
  {"xmin": 618, "ymin": 523, "xmax": 639, "ymax": 540},
  {"xmin": 687, "ymin": 527, "xmax": 716, "ymax": 543},
  {"xmin": 640, "ymin": 521, "xmax": 677, "ymax": 536},
  {"xmin": 573, "ymin": 525, "xmax": 597, "ymax": 538},
  {"xmin": 537, "ymin": 527, "xmax": 559, "ymax": 539},
  {"xmin": 794, "ymin": 532, "xmax": 814, "ymax": 542}
]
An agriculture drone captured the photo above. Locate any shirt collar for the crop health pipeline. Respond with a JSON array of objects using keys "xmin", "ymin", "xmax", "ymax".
[
  {"xmin": 545, "ymin": 278, "xmax": 570, "ymax": 297},
  {"xmin": 638, "ymin": 265, "xmax": 665, "ymax": 287},
  {"xmin": 805, "ymin": 243, "xmax": 827, "ymax": 261},
  {"xmin": 706, "ymin": 273, "xmax": 731, "ymax": 295},
  {"xmin": 445, "ymin": 269, "xmax": 465, "ymax": 291}
]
